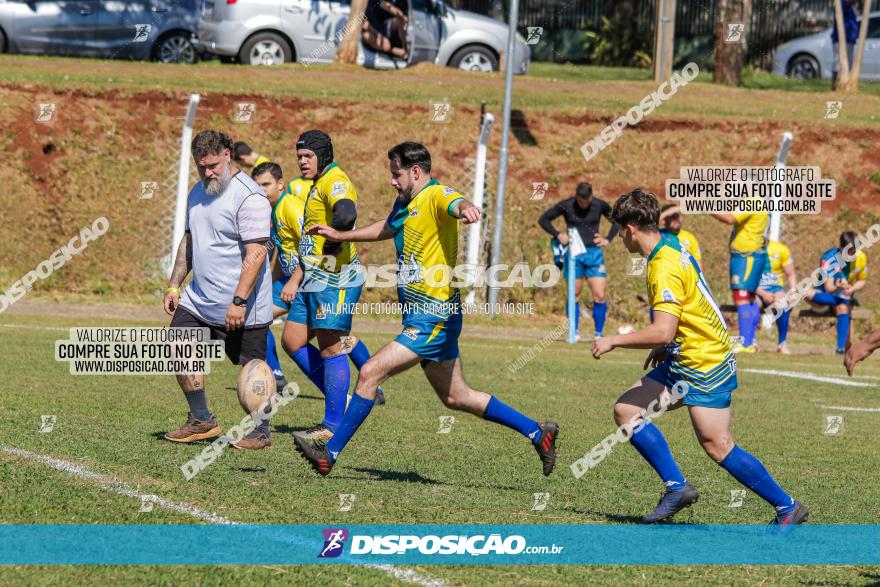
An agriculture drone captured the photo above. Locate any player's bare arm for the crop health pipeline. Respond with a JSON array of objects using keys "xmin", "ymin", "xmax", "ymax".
[
  {"xmin": 281, "ymin": 264, "xmax": 304, "ymax": 303},
  {"xmin": 844, "ymin": 328, "xmax": 880, "ymax": 375},
  {"xmin": 164, "ymin": 232, "xmax": 192, "ymax": 315},
  {"xmin": 307, "ymin": 219, "xmax": 391, "ymax": 242},
  {"xmin": 227, "ymin": 241, "xmax": 268, "ymax": 330},
  {"xmin": 592, "ymin": 311, "xmax": 678, "ymax": 359},
  {"xmin": 450, "ymin": 199, "xmax": 481, "ymax": 224},
  {"xmin": 710, "ymin": 213, "xmax": 736, "ymax": 225}
]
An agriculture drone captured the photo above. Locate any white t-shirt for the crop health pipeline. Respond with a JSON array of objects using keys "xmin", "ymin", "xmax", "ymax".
[{"xmin": 179, "ymin": 171, "xmax": 272, "ymax": 327}]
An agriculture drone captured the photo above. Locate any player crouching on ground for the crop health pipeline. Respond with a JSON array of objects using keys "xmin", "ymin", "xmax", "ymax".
[
  {"xmin": 592, "ymin": 188, "xmax": 808, "ymax": 527},
  {"xmin": 163, "ymin": 130, "xmax": 274, "ymax": 449},
  {"xmin": 805, "ymin": 231, "xmax": 868, "ymax": 354}
]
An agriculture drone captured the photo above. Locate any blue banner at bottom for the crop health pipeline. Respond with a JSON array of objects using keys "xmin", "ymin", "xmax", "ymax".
[{"xmin": 1, "ymin": 525, "xmax": 878, "ymax": 565}]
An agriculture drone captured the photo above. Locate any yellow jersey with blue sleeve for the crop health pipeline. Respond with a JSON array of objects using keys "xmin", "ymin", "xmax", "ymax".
[
  {"xmin": 386, "ymin": 178, "xmax": 464, "ymax": 324},
  {"xmin": 646, "ymin": 239, "xmax": 737, "ymax": 407},
  {"xmin": 730, "ymin": 212, "xmax": 768, "ymax": 253},
  {"xmin": 759, "ymin": 240, "xmax": 792, "ymax": 292},
  {"xmin": 271, "ymin": 185, "xmax": 307, "ymax": 279},
  {"xmin": 850, "ymin": 250, "xmax": 868, "ymax": 282},
  {"xmin": 299, "ymin": 163, "xmax": 360, "ymax": 287}
]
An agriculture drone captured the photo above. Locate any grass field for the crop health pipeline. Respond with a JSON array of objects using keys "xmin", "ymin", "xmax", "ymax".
[{"xmin": 1, "ymin": 304, "xmax": 879, "ymax": 585}]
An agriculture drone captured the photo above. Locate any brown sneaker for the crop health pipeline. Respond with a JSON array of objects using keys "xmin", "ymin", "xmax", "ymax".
[
  {"xmin": 292, "ymin": 423, "xmax": 334, "ymax": 442},
  {"xmin": 164, "ymin": 413, "xmax": 222, "ymax": 443},
  {"xmin": 232, "ymin": 430, "xmax": 272, "ymax": 450}
]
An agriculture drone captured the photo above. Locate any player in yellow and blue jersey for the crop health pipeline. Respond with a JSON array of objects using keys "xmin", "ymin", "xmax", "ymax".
[
  {"xmin": 710, "ymin": 209, "xmax": 769, "ymax": 352},
  {"xmin": 806, "ymin": 231, "xmax": 869, "ymax": 354},
  {"xmin": 756, "ymin": 239, "xmax": 797, "ymax": 354},
  {"xmin": 292, "ymin": 141, "xmax": 558, "ymax": 477},
  {"xmin": 592, "ymin": 189, "xmax": 807, "ymax": 527},
  {"xmin": 245, "ymin": 161, "xmax": 382, "ymax": 450}
]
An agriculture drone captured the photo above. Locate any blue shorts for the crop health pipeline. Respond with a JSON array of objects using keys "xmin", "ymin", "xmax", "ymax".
[
  {"xmin": 646, "ymin": 355, "xmax": 738, "ymax": 409},
  {"xmin": 395, "ymin": 316, "xmax": 463, "ymax": 363},
  {"xmin": 272, "ymin": 277, "xmax": 292, "ymax": 310},
  {"xmin": 729, "ymin": 250, "xmax": 766, "ymax": 292},
  {"xmin": 565, "ymin": 246, "xmax": 606, "ymax": 279},
  {"xmin": 287, "ymin": 285, "xmax": 362, "ymax": 332}
]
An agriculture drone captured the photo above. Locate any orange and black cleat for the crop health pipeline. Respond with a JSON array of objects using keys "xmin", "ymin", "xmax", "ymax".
[
  {"xmin": 534, "ymin": 421, "xmax": 559, "ymax": 476},
  {"xmin": 293, "ymin": 434, "xmax": 335, "ymax": 477}
]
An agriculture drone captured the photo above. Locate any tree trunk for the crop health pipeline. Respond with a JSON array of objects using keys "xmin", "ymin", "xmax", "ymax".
[
  {"xmin": 832, "ymin": 0, "xmax": 851, "ymax": 90},
  {"xmin": 842, "ymin": 0, "xmax": 872, "ymax": 92},
  {"xmin": 335, "ymin": 0, "xmax": 368, "ymax": 64},
  {"xmin": 713, "ymin": 0, "xmax": 748, "ymax": 86}
]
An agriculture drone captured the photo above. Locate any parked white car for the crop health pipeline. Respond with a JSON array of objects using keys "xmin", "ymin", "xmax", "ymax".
[
  {"xmin": 195, "ymin": 0, "xmax": 530, "ymax": 73},
  {"xmin": 771, "ymin": 12, "xmax": 880, "ymax": 80}
]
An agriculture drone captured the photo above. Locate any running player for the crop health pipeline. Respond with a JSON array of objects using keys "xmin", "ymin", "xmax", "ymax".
[
  {"xmin": 162, "ymin": 130, "xmax": 273, "ymax": 445},
  {"xmin": 538, "ymin": 182, "xmax": 616, "ymax": 340},
  {"xmin": 710, "ymin": 209, "xmax": 769, "ymax": 353},
  {"xmin": 659, "ymin": 204, "xmax": 702, "ymax": 271},
  {"xmin": 282, "ymin": 130, "xmax": 367, "ymax": 443},
  {"xmin": 592, "ymin": 188, "xmax": 807, "ymax": 527},
  {"xmin": 806, "ymin": 231, "xmax": 868, "ymax": 354},
  {"xmin": 292, "ymin": 141, "xmax": 558, "ymax": 477},
  {"xmin": 756, "ymin": 239, "xmax": 797, "ymax": 354},
  {"xmin": 253, "ymin": 161, "xmax": 384, "ymax": 408}
]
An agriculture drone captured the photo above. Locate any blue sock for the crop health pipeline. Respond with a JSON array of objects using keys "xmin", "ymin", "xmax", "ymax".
[
  {"xmin": 777, "ymin": 309, "xmax": 790, "ymax": 345},
  {"xmin": 593, "ymin": 301, "xmax": 607, "ymax": 336},
  {"xmin": 483, "ymin": 396, "xmax": 542, "ymax": 443},
  {"xmin": 719, "ymin": 445, "xmax": 795, "ymax": 513},
  {"xmin": 290, "ymin": 344, "xmax": 325, "ymax": 394},
  {"xmin": 325, "ymin": 394, "xmax": 374, "ymax": 462},
  {"xmin": 629, "ymin": 422, "xmax": 687, "ymax": 491},
  {"xmin": 265, "ymin": 330, "xmax": 284, "ymax": 378},
  {"xmin": 737, "ymin": 303, "xmax": 756, "ymax": 346},
  {"xmin": 348, "ymin": 340, "xmax": 371, "ymax": 370},
  {"xmin": 810, "ymin": 291, "xmax": 837, "ymax": 305},
  {"xmin": 322, "ymin": 354, "xmax": 350, "ymax": 432},
  {"xmin": 748, "ymin": 302, "xmax": 761, "ymax": 343},
  {"xmin": 836, "ymin": 313, "xmax": 851, "ymax": 351},
  {"xmin": 574, "ymin": 302, "xmax": 581, "ymax": 333},
  {"xmin": 184, "ymin": 390, "xmax": 211, "ymax": 421}
]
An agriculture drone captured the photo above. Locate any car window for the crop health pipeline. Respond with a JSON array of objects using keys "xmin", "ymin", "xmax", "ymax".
[{"xmin": 868, "ymin": 16, "xmax": 880, "ymax": 39}]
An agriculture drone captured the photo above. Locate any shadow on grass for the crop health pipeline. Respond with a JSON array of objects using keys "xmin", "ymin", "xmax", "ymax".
[{"xmin": 351, "ymin": 467, "xmax": 443, "ymax": 485}]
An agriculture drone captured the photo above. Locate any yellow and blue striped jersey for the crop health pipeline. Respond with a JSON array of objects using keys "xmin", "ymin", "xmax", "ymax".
[
  {"xmin": 822, "ymin": 247, "xmax": 868, "ymax": 283},
  {"xmin": 272, "ymin": 182, "xmax": 307, "ymax": 278},
  {"xmin": 647, "ymin": 240, "xmax": 733, "ymax": 373},
  {"xmin": 761, "ymin": 240, "xmax": 792, "ymax": 288},
  {"xmin": 730, "ymin": 212, "xmax": 768, "ymax": 253},
  {"xmin": 299, "ymin": 163, "xmax": 360, "ymax": 286},
  {"xmin": 386, "ymin": 179, "xmax": 465, "ymax": 322}
]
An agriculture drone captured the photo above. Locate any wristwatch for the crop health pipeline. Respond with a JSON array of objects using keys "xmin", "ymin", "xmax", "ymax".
[{"xmin": 232, "ymin": 295, "xmax": 247, "ymax": 307}]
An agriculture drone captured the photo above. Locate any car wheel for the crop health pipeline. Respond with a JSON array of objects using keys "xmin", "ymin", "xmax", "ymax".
[
  {"xmin": 156, "ymin": 32, "xmax": 197, "ymax": 64},
  {"xmin": 449, "ymin": 45, "xmax": 498, "ymax": 73},
  {"xmin": 0, "ymin": 28, "xmax": 6, "ymax": 53},
  {"xmin": 239, "ymin": 33, "xmax": 292, "ymax": 66},
  {"xmin": 787, "ymin": 54, "xmax": 820, "ymax": 80}
]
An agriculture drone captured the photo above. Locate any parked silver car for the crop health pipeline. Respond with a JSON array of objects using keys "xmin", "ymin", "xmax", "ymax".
[
  {"xmin": 0, "ymin": 0, "xmax": 200, "ymax": 62},
  {"xmin": 771, "ymin": 12, "xmax": 880, "ymax": 80},
  {"xmin": 196, "ymin": 0, "xmax": 530, "ymax": 73}
]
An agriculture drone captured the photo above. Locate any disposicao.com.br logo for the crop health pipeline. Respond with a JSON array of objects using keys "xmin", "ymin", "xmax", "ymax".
[{"xmin": 320, "ymin": 529, "xmax": 563, "ymax": 557}]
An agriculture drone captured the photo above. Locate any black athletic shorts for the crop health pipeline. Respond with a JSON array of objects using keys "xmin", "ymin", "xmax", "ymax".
[{"xmin": 170, "ymin": 306, "xmax": 268, "ymax": 366}]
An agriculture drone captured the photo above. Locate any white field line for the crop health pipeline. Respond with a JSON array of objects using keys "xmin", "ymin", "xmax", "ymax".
[
  {"xmin": 742, "ymin": 368, "xmax": 876, "ymax": 388},
  {"xmin": 817, "ymin": 404, "xmax": 880, "ymax": 413},
  {"xmin": 0, "ymin": 445, "xmax": 445, "ymax": 586}
]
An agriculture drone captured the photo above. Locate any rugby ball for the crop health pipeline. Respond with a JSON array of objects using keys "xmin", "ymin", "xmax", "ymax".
[{"xmin": 237, "ymin": 359, "xmax": 275, "ymax": 414}]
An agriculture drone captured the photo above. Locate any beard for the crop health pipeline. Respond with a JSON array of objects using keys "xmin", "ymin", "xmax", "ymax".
[{"xmin": 202, "ymin": 165, "xmax": 233, "ymax": 196}]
